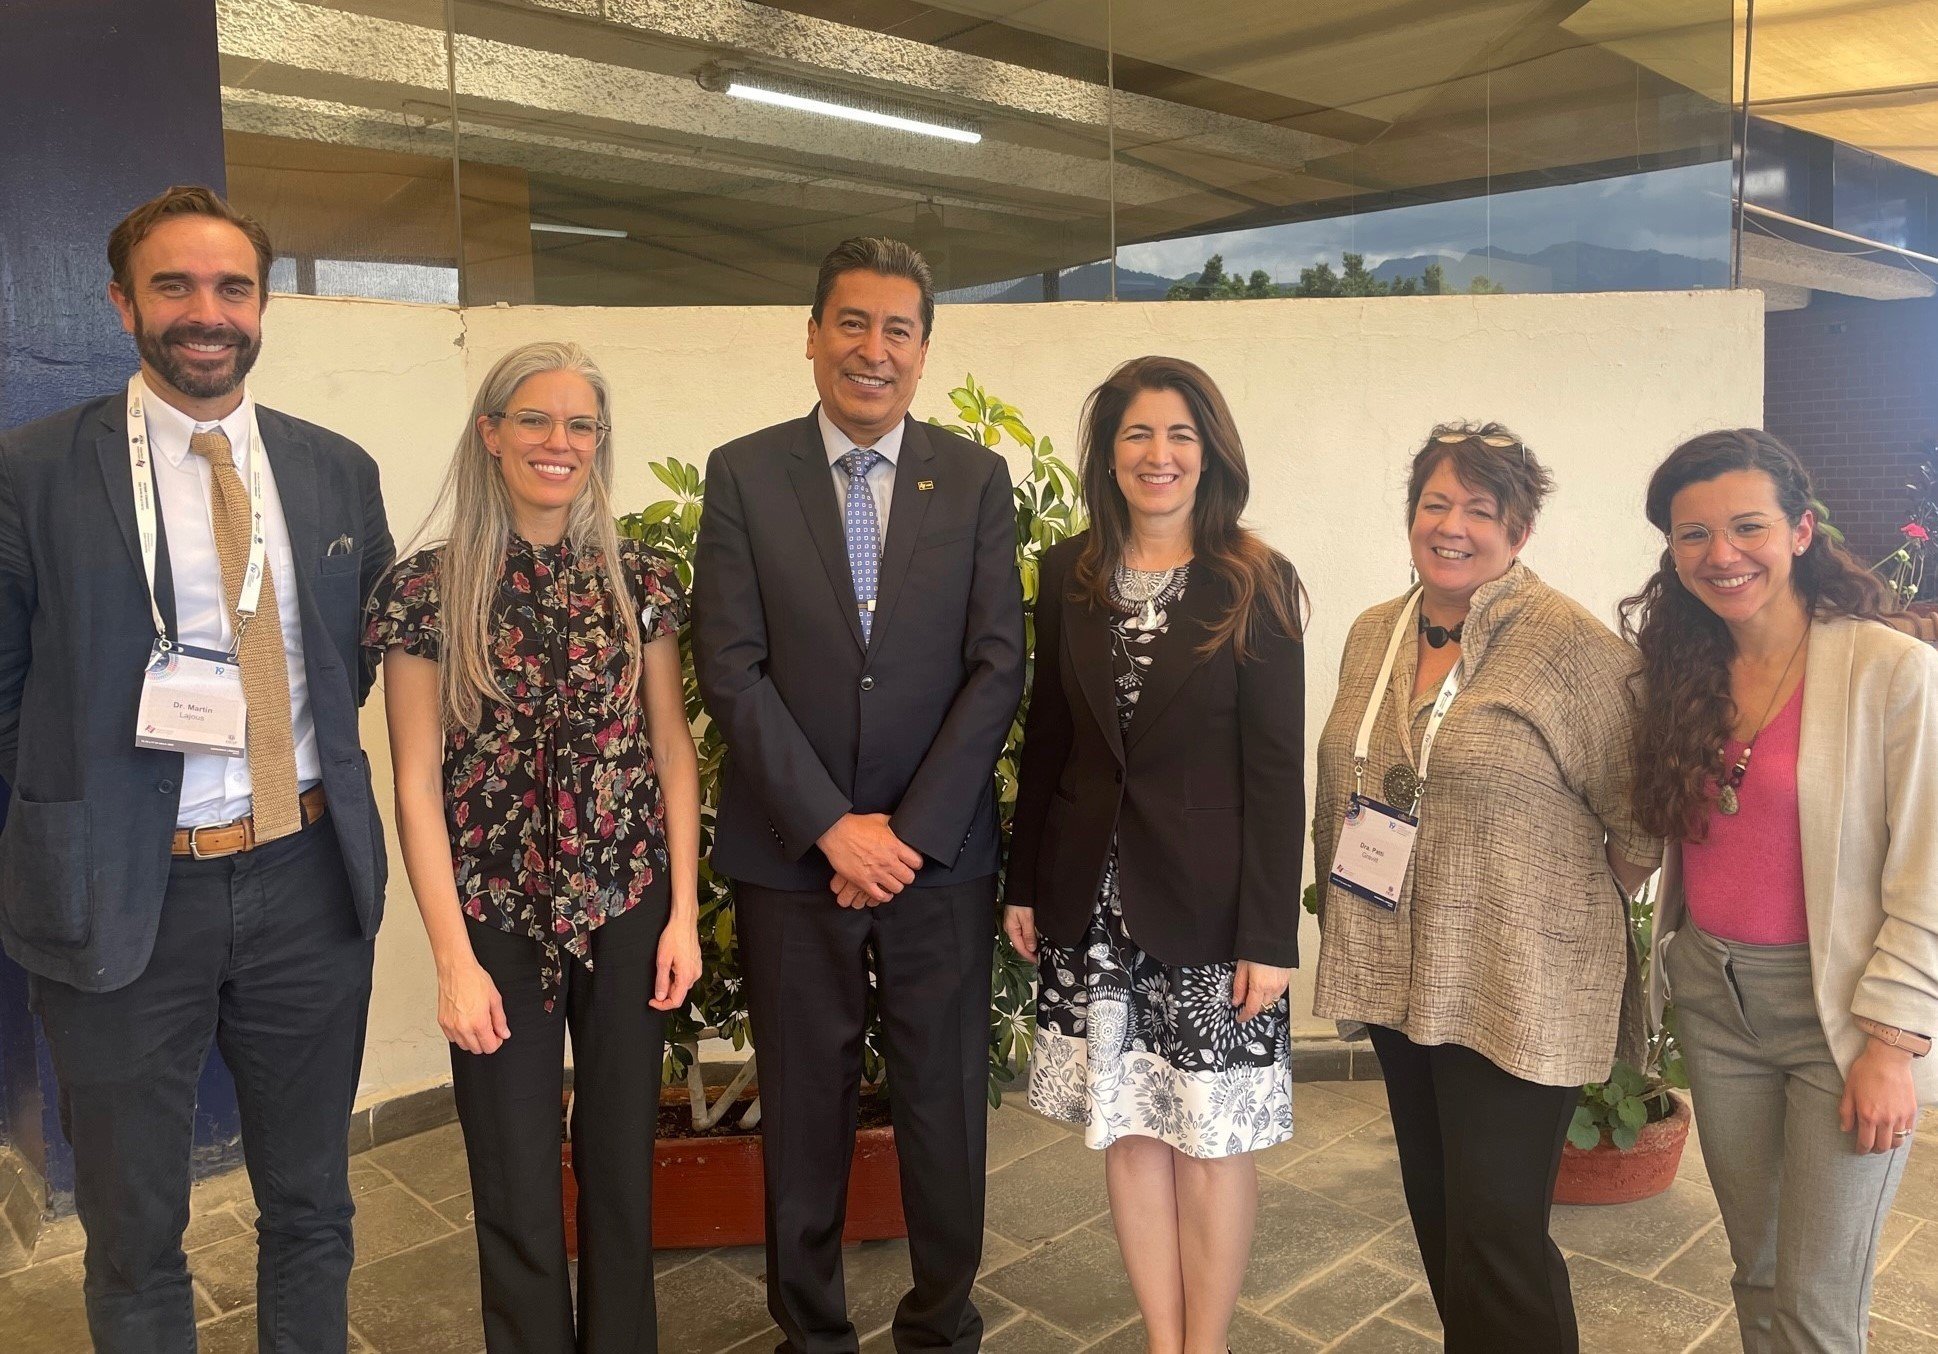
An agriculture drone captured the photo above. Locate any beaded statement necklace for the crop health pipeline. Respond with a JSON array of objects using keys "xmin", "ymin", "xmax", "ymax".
[
  {"xmin": 1113, "ymin": 563, "xmax": 1177, "ymax": 629},
  {"xmin": 1417, "ymin": 610, "xmax": 1464, "ymax": 649}
]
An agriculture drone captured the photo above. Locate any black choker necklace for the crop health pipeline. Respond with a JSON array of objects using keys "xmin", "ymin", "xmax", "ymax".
[{"xmin": 1418, "ymin": 612, "xmax": 1464, "ymax": 649}]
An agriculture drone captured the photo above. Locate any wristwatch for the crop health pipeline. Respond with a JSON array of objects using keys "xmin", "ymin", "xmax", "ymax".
[{"xmin": 1855, "ymin": 1016, "xmax": 1934, "ymax": 1058}]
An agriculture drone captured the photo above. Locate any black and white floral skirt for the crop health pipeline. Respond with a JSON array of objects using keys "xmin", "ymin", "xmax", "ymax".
[{"xmin": 1027, "ymin": 851, "xmax": 1294, "ymax": 1158}]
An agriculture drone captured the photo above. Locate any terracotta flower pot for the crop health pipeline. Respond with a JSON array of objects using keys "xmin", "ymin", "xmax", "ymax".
[
  {"xmin": 1554, "ymin": 1092, "xmax": 1692, "ymax": 1206},
  {"xmin": 561, "ymin": 1094, "xmax": 907, "ymax": 1253}
]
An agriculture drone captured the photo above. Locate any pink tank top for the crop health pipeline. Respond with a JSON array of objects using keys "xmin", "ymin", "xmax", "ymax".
[{"xmin": 1683, "ymin": 680, "xmax": 1808, "ymax": 945}]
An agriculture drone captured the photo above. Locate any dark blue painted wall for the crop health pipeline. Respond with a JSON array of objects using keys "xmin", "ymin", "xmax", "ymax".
[{"xmin": 0, "ymin": 0, "xmax": 242, "ymax": 1201}]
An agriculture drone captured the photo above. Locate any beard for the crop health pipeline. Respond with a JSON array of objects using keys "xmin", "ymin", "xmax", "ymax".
[{"xmin": 132, "ymin": 306, "xmax": 263, "ymax": 402}]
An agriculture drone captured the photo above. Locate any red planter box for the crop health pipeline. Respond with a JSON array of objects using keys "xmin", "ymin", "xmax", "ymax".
[{"xmin": 562, "ymin": 1122, "xmax": 907, "ymax": 1253}]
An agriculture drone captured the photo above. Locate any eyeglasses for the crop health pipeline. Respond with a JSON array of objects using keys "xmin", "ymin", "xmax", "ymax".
[
  {"xmin": 1668, "ymin": 520, "xmax": 1777, "ymax": 558},
  {"xmin": 489, "ymin": 409, "xmax": 609, "ymax": 449},
  {"xmin": 1433, "ymin": 431, "xmax": 1527, "ymax": 460}
]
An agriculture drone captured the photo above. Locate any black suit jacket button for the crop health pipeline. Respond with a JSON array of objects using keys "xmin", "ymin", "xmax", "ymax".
[
  {"xmin": 157, "ymin": 779, "xmax": 176, "ymax": 794},
  {"xmin": 860, "ymin": 676, "xmax": 875, "ymax": 691},
  {"xmin": 1113, "ymin": 769, "xmax": 1124, "ymax": 784}
]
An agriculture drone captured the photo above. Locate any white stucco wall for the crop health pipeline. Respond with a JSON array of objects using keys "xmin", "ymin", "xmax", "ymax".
[{"xmin": 251, "ymin": 288, "xmax": 1764, "ymax": 1110}]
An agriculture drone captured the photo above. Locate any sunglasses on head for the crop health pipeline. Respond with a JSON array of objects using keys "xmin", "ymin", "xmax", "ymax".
[{"xmin": 1433, "ymin": 430, "xmax": 1527, "ymax": 460}]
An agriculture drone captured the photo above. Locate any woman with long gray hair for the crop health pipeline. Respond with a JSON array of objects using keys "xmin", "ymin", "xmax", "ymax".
[{"xmin": 365, "ymin": 341, "xmax": 701, "ymax": 1351}]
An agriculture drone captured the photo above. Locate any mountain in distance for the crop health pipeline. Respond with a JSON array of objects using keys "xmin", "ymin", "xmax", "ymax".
[
  {"xmin": 1370, "ymin": 241, "xmax": 1722, "ymax": 293},
  {"xmin": 944, "ymin": 261, "xmax": 1176, "ymax": 304},
  {"xmin": 945, "ymin": 240, "xmax": 1721, "ymax": 304}
]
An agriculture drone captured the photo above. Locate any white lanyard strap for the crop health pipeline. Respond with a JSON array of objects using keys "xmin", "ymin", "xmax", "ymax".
[
  {"xmin": 126, "ymin": 373, "xmax": 269, "ymax": 651},
  {"xmin": 1352, "ymin": 589, "xmax": 1462, "ymax": 801}
]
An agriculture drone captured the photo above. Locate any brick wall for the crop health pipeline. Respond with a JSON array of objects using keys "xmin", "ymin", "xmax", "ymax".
[{"xmin": 1765, "ymin": 291, "xmax": 1938, "ymax": 568}]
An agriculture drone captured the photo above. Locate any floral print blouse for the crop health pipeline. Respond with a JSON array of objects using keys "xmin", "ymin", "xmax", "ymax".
[{"xmin": 364, "ymin": 535, "xmax": 687, "ymax": 1006}]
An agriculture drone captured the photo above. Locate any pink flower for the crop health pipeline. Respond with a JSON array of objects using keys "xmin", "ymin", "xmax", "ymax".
[{"xmin": 1905, "ymin": 523, "xmax": 1931, "ymax": 541}]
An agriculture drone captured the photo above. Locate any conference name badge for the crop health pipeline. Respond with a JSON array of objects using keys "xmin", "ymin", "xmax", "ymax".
[
  {"xmin": 135, "ymin": 642, "xmax": 248, "ymax": 757},
  {"xmin": 1327, "ymin": 794, "xmax": 1417, "ymax": 912}
]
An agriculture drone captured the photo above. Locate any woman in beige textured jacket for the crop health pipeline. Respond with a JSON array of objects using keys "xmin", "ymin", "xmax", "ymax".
[
  {"xmin": 1628, "ymin": 429, "xmax": 1938, "ymax": 1353},
  {"xmin": 1311, "ymin": 423, "xmax": 1657, "ymax": 1354}
]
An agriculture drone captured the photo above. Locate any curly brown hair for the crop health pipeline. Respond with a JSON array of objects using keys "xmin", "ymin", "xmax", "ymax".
[{"xmin": 1620, "ymin": 429, "xmax": 1896, "ymax": 843}]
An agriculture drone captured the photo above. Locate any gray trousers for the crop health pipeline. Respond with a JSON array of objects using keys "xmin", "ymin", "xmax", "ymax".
[{"xmin": 1664, "ymin": 924, "xmax": 1910, "ymax": 1353}]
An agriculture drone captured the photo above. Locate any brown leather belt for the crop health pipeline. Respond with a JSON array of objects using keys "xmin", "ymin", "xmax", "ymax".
[{"xmin": 171, "ymin": 786, "xmax": 329, "ymax": 859}]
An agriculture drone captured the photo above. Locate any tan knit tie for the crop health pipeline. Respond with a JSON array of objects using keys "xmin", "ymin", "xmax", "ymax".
[{"xmin": 188, "ymin": 429, "xmax": 301, "ymax": 841}]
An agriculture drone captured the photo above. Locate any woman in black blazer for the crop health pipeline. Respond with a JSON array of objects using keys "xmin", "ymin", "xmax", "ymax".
[{"xmin": 1004, "ymin": 355, "xmax": 1305, "ymax": 1354}]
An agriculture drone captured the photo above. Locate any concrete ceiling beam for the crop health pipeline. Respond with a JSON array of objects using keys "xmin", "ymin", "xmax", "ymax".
[
  {"xmin": 1740, "ymin": 232, "xmax": 1937, "ymax": 301},
  {"xmin": 215, "ymin": 0, "xmax": 1211, "ymax": 207}
]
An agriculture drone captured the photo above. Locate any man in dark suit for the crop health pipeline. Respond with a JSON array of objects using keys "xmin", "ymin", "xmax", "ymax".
[
  {"xmin": 695, "ymin": 237, "xmax": 1024, "ymax": 1353},
  {"xmin": 0, "ymin": 186, "xmax": 393, "ymax": 1353}
]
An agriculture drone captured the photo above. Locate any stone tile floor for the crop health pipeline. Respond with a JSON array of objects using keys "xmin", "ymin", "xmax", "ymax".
[{"xmin": 6, "ymin": 1078, "xmax": 1938, "ymax": 1351}]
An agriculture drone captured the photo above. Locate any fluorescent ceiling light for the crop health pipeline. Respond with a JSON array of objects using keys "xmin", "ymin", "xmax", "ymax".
[
  {"xmin": 725, "ymin": 81, "xmax": 981, "ymax": 144},
  {"xmin": 530, "ymin": 222, "xmax": 629, "ymax": 239}
]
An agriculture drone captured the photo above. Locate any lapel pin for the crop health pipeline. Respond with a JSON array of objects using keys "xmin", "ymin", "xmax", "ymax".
[{"xmin": 917, "ymin": 479, "xmax": 934, "ymax": 491}]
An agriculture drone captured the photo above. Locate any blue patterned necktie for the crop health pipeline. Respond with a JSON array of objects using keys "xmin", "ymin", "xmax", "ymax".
[{"xmin": 838, "ymin": 448, "xmax": 885, "ymax": 642}]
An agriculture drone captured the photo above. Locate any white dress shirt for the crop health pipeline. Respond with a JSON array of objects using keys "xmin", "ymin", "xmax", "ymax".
[
  {"xmin": 142, "ymin": 390, "xmax": 321, "ymax": 827},
  {"xmin": 818, "ymin": 406, "xmax": 904, "ymax": 550}
]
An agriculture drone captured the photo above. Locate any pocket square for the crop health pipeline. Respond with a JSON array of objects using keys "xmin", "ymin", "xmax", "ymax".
[{"xmin": 326, "ymin": 534, "xmax": 355, "ymax": 556}]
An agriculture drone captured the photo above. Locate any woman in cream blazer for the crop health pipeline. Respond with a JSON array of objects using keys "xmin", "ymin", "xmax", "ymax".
[
  {"xmin": 1646, "ymin": 612, "xmax": 1938, "ymax": 1101},
  {"xmin": 1628, "ymin": 429, "xmax": 1938, "ymax": 1354}
]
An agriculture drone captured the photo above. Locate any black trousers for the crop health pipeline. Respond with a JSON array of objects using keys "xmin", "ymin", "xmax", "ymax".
[
  {"xmin": 31, "ymin": 816, "xmax": 372, "ymax": 1354},
  {"xmin": 736, "ymin": 877, "xmax": 996, "ymax": 1354},
  {"xmin": 1368, "ymin": 1025, "xmax": 1581, "ymax": 1354},
  {"xmin": 452, "ymin": 881, "xmax": 670, "ymax": 1354}
]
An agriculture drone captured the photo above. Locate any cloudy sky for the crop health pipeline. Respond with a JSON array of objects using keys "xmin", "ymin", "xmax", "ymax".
[{"xmin": 1117, "ymin": 161, "xmax": 1735, "ymax": 281}]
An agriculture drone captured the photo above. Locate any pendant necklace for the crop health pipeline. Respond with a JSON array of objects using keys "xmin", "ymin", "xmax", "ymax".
[
  {"xmin": 1392, "ymin": 607, "xmax": 1461, "ymax": 801},
  {"xmin": 1718, "ymin": 625, "xmax": 1809, "ymax": 816},
  {"xmin": 1114, "ymin": 562, "xmax": 1176, "ymax": 629}
]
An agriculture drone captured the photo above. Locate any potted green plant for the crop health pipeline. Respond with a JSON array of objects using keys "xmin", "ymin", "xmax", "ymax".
[
  {"xmin": 564, "ymin": 378, "xmax": 1083, "ymax": 1250},
  {"xmin": 1554, "ymin": 877, "xmax": 1693, "ymax": 1205}
]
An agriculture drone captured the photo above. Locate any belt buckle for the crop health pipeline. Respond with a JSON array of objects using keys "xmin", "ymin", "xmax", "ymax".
[{"xmin": 187, "ymin": 815, "xmax": 245, "ymax": 860}]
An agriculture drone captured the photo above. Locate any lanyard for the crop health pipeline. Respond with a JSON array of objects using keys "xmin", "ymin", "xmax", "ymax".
[
  {"xmin": 126, "ymin": 373, "xmax": 269, "ymax": 653},
  {"xmin": 1352, "ymin": 588, "xmax": 1462, "ymax": 808}
]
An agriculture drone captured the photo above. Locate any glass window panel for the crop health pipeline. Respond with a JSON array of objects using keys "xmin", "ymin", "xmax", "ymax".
[
  {"xmin": 450, "ymin": 0, "xmax": 1112, "ymax": 307},
  {"xmin": 1104, "ymin": 0, "xmax": 1735, "ymax": 299},
  {"xmin": 1743, "ymin": 118, "xmax": 1831, "ymax": 225},
  {"xmin": 1834, "ymin": 141, "xmax": 1938, "ymax": 255},
  {"xmin": 220, "ymin": 0, "xmax": 1747, "ymax": 306},
  {"xmin": 216, "ymin": 0, "xmax": 461, "ymax": 299}
]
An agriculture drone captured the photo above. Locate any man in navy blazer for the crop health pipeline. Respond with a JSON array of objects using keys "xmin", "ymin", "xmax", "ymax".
[
  {"xmin": 695, "ymin": 238, "xmax": 1024, "ymax": 1353},
  {"xmin": 0, "ymin": 187, "xmax": 392, "ymax": 1353}
]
